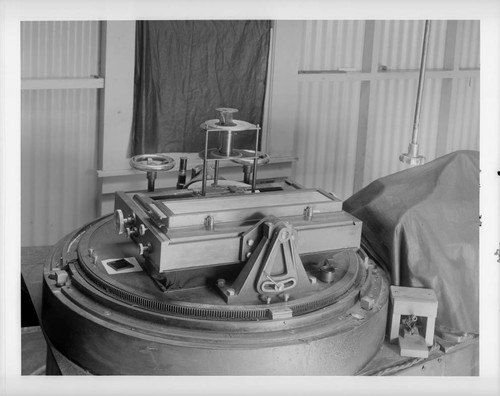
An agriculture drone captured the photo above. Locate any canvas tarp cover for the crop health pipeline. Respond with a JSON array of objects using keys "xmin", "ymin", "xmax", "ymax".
[
  {"xmin": 344, "ymin": 150, "xmax": 479, "ymax": 333},
  {"xmin": 131, "ymin": 20, "xmax": 270, "ymax": 155}
]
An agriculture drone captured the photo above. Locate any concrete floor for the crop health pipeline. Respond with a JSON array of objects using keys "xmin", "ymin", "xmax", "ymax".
[{"xmin": 21, "ymin": 326, "xmax": 46, "ymax": 375}]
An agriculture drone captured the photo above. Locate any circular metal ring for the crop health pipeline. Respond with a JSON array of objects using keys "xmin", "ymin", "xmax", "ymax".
[
  {"xmin": 198, "ymin": 148, "xmax": 244, "ymax": 160},
  {"xmin": 200, "ymin": 119, "xmax": 255, "ymax": 131},
  {"xmin": 129, "ymin": 154, "xmax": 175, "ymax": 172},
  {"xmin": 231, "ymin": 150, "xmax": 270, "ymax": 166}
]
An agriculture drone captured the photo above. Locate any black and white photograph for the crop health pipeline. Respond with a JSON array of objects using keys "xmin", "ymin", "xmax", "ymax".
[{"xmin": 1, "ymin": 0, "xmax": 499, "ymax": 395}]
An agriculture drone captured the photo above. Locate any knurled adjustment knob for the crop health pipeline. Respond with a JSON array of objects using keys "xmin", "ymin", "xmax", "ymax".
[
  {"xmin": 138, "ymin": 242, "xmax": 151, "ymax": 256},
  {"xmin": 138, "ymin": 224, "xmax": 148, "ymax": 236},
  {"xmin": 114, "ymin": 209, "xmax": 135, "ymax": 235},
  {"xmin": 126, "ymin": 227, "xmax": 138, "ymax": 238}
]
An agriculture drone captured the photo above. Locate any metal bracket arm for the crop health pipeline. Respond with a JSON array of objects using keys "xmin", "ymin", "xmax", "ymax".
[{"xmin": 217, "ymin": 216, "xmax": 315, "ymax": 304}]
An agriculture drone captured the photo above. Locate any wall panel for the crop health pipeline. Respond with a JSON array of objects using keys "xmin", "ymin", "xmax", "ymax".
[
  {"xmin": 21, "ymin": 21, "xmax": 101, "ymax": 246},
  {"xmin": 287, "ymin": 20, "xmax": 479, "ymax": 200},
  {"xmin": 377, "ymin": 20, "xmax": 448, "ymax": 70},
  {"xmin": 293, "ymin": 80, "xmax": 361, "ymax": 199},
  {"xmin": 21, "ymin": 89, "xmax": 99, "ymax": 246},
  {"xmin": 299, "ymin": 20, "xmax": 365, "ymax": 71},
  {"xmin": 458, "ymin": 20, "xmax": 480, "ymax": 69},
  {"xmin": 363, "ymin": 78, "xmax": 443, "ymax": 186},
  {"xmin": 21, "ymin": 21, "xmax": 100, "ymax": 79},
  {"xmin": 446, "ymin": 77, "xmax": 480, "ymax": 152}
]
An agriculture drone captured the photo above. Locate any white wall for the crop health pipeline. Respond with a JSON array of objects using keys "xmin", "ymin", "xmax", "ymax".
[
  {"xmin": 21, "ymin": 21, "xmax": 102, "ymax": 247},
  {"xmin": 266, "ymin": 20, "xmax": 480, "ymax": 200}
]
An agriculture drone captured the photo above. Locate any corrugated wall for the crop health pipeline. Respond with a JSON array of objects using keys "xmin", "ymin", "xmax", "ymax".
[
  {"xmin": 363, "ymin": 78, "xmax": 443, "ymax": 185},
  {"xmin": 21, "ymin": 21, "xmax": 100, "ymax": 78},
  {"xmin": 377, "ymin": 20, "xmax": 447, "ymax": 70},
  {"xmin": 299, "ymin": 20, "xmax": 365, "ymax": 71},
  {"xmin": 293, "ymin": 21, "xmax": 366, "ymax": 199},
  {"xmin": 459, "ymin": 20, "xmax": 480, "ymax": 69},
  {"xmin": 21, "ymin": 21, "xmax": 101, "ymax": 247},
  {"xmin": 447, "ymin": 20, "xmax": 480, "ymax": 152},
  {"xmin": 291, "ymin": 20, "xmax": 479, "ymax": 199},
  {"xmin": 294, "ymin": 80, "xmax": 361, "ymax": 198},
  {"xmin": 363, "ymin": 21, "xmax": 448, "ymax": 185},
  {"xmin": 446, "ymin": 77, "xmax": 480, "ymax": 152}
]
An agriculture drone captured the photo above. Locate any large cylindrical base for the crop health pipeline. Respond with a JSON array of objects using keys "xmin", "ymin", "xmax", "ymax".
[{"xmin": 42, "ymin": 217, "xmax": 389, "ymax": 375}]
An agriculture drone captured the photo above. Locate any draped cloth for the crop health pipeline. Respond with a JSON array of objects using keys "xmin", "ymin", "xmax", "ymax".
[
  {"xmin": 131, "ymin": 20, "xmax": 271, "ymax": 155},
  {"xmin": 344, "ymin": 151, "xmax": 479, "ymax": 333}
]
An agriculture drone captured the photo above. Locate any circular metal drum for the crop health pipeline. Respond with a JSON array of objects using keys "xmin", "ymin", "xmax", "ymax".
[{"xmin": 42, "ymin": 215, "xmax": 389, "ymax": 375}]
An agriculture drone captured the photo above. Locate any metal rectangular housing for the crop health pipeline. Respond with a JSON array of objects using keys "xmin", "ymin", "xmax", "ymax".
[{"xmin": 114, "ymin": 188, "xmax": 362, "ymax": 273}]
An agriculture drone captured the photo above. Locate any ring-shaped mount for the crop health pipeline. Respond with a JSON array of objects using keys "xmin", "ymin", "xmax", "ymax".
[
  {"xmin": 200, "ymin": 119, "xmax": 255, "ymax": 131},
  {"xmin": 129, "ymin": 154, "xmax": 176, "ymax": 172},
  {"xmin": 231, "ymin": 150, "xmax": 270, "ymax": 166}
]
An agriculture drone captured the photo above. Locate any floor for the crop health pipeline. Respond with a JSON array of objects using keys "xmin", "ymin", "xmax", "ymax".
[{"xmin": 21, "ymin": 326, "xmax": 46, "ymax": 375}]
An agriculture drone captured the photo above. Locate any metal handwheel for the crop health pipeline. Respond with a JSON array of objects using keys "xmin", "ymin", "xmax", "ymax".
[
  {"xmin": 130, "ymin": 153, "xmax": 175, "ymax": 192},
  {"xmin": 231, "ymin": 150, "xmax": 270, "ymax": 184}
]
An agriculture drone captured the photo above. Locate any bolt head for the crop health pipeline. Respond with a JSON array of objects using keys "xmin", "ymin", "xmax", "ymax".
[
  {"xmin": 247, "ymin": 239, "xmax": 254, "ymax": 247},
  {"xmin": 280, "ymin": 230, "xmax": 291, "ymax": 240}
]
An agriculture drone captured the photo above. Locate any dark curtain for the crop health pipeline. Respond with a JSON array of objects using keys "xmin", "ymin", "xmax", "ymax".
[{"xmin": 131, "ymin": 20, "xmax": 271, "ymax": 155}]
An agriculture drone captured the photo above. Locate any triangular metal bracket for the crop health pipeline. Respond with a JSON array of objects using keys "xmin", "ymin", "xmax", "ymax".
[{"xmin": 217, "ymin": 216, "xmax": 315, "ymax": 304}]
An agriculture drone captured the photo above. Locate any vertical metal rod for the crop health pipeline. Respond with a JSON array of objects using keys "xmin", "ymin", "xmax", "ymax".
[
  {"xmin": 252, "ymin": 125, "xmax": 261, "ymax": 193},
  {"xmin": 220, "ymin": 131, "xmax": 233, "ymax": 157},
  {"xmin": 411, "ymin": 20, "xmax": 431, "ymax": 145},
  {"xmin": 213, "ymin": 160, "xmax": 220, "ymax": 186},
  {"xmin": 243, "ymin": 165, "xmax": 251, "ymax": 184},
  {"xmin": 202, "ymin": 160, "xmax": 207, "ymax": 195},
  {"xmin": 147, "ymin": 171, "xmax": 157, "ymax": 192},
  {"xmin": 202, "ymin": 128, "xmax": 210, "ymax": 196},
  {"xmin": 176, "ymin": 157, "xmax": 187, "ymax": 190}
]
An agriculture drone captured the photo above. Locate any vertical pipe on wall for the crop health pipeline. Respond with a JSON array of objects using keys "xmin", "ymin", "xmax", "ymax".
[
  {"xmin": 411, "ymin": 20, "xmax": 431, "ymax": 146},
  {"xmin": 399, "ymin": 20, "xmax": 431, "ymax": 166}
]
